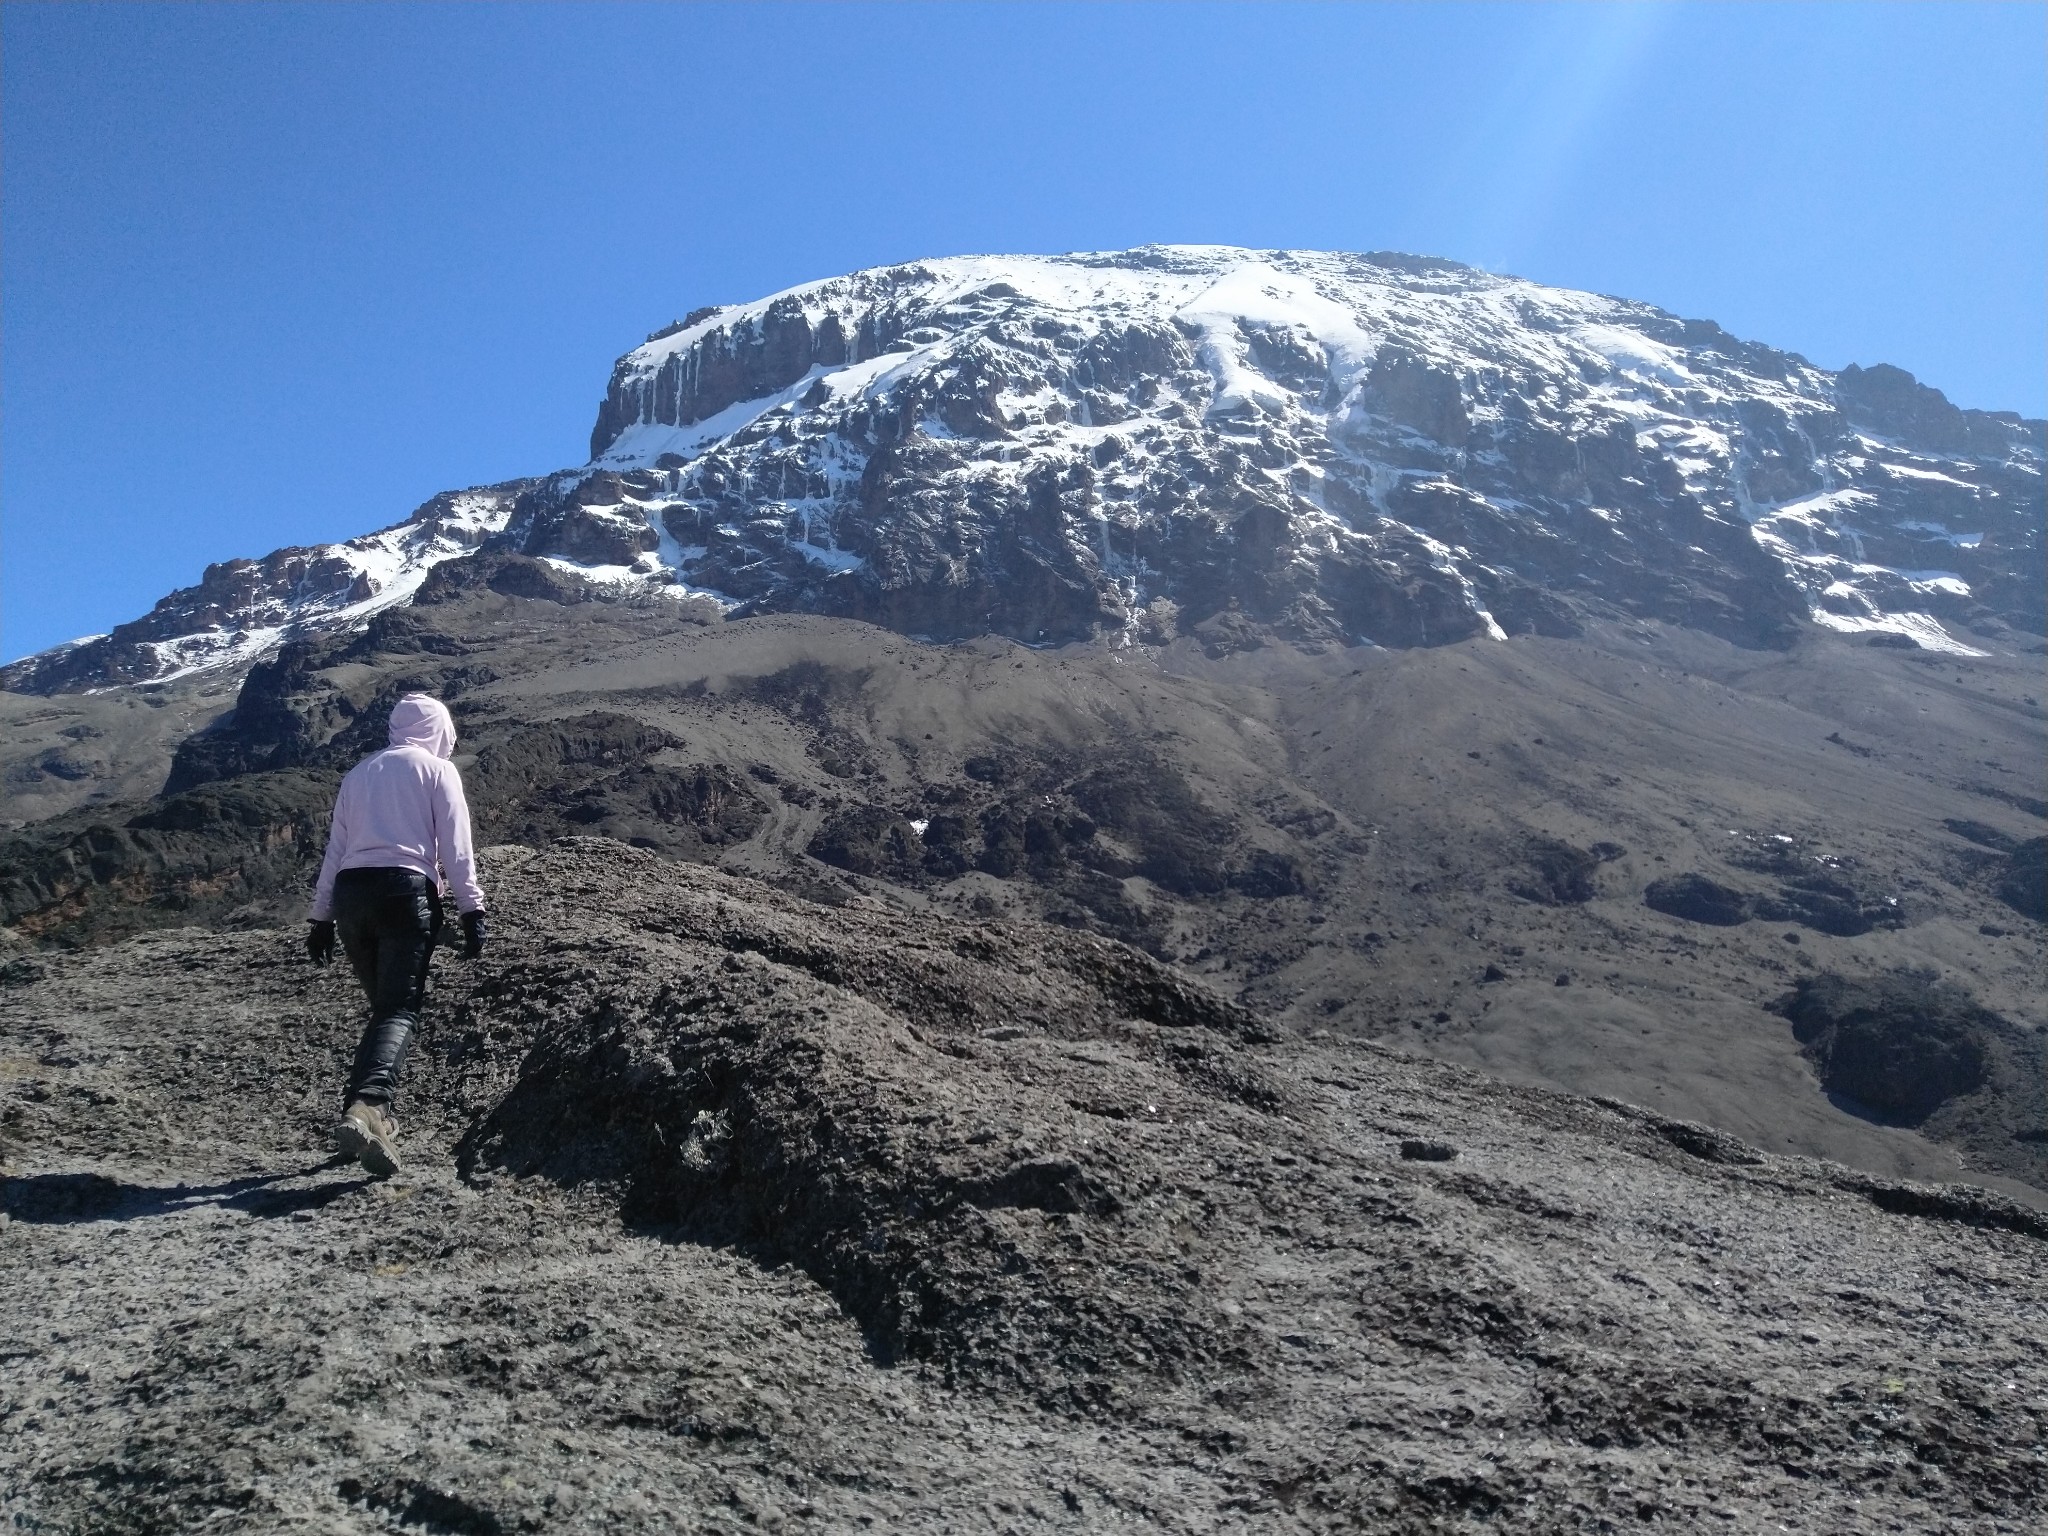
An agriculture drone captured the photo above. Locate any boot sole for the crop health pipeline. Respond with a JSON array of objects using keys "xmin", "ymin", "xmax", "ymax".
[{"xmin": 335, "ymin": 1117, "xmax": 402, "ymax": 1178}]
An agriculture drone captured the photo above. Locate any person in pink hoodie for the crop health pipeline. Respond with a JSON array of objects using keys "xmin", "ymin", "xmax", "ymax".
[{"xmin": 306, "ymin": 692, "xmax": 487, "ymax": 1175}]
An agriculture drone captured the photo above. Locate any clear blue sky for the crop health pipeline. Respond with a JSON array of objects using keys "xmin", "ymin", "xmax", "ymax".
[{"xmin": 4, "ymin": 1, "xmax": 2043, "ymax": 662}]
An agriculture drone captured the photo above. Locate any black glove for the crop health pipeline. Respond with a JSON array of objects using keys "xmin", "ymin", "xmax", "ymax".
[
  {"xmin": 306, "ymin": 920, "xmax": 335, "ymax": 966},
  {"xmin": 460, "ymin": 909, "xmax": 488, "ymax": 961}
]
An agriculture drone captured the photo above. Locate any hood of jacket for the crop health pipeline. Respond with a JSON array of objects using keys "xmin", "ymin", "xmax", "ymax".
[{"xmin": 386, "ymin": 693, "xmax": 456, "ymax": 760}]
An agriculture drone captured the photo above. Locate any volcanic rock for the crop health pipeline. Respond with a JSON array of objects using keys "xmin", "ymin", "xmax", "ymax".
[
  {"xmin": 5, "ymin": 587, "xmax": 2044, "ymax": 1191},
  {"xmin": 1780, "ymin": 970, "xmax": 1994, "ymax": 1124},
  {"xmin": 3, "ymin": 249, "xmax": 2046, "ymax": 1531},
  {"xmin": 4, "ymin": 840, "xmax": 2045, "ymax": 1533},
  {"xmin": 1777, "ymin": 970, "xmax": 2046, "ymax": 1158},
  {"xmin": 1644, "ymin": 872, "xmax": 1751, "ymax": 926},
  {"xmin": 1998, "ymin": 836, "xmax": 2047, "ymax": 921}
]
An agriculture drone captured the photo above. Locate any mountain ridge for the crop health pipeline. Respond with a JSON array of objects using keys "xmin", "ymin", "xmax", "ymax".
[
  {"xmin": 5, "ymin": 838, "xmax": 2045, "ymax": 1532},
  {"xmin": 7, "ymin": 246, "xmax": 2041, "ymax": 695}
]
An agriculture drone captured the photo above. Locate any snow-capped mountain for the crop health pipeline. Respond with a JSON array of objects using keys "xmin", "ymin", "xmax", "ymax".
[{"xmin": 9, "ymin": 246, "xmax": 2042, "ymax": 692}]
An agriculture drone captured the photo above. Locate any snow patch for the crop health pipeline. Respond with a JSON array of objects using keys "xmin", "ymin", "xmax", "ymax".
[
  {"xmin": 1808, "ymin": 607, "xmax": 1987, "ymax": 657},
  {"xmin": 1572, "ymin": 325, "xmax": 1694, "ymax": 387},
  {"xmin": 113, "ymin": 492, "xmax": 522, "ymax": 687},
  {"xmin": 1895, "ymin": 521, "xmax": 1983, "ymax": 548}
]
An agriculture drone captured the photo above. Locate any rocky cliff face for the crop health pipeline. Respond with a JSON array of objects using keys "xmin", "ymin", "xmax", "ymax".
[
  {"xmin": 534, "ymin": 247, "xmax": 2047, "ymax": 655},
  {"xmin": 7, "ymin": 247, "xmax": 2041, "ymax": 695}
]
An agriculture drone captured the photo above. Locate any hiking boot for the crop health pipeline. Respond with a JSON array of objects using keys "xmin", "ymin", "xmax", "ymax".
[{"xmin": 336, "ymin": 1100, "xmax": 402, "ymax": 1177}]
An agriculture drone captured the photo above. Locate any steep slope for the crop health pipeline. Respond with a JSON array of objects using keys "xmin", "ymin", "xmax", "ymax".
[
  {"xmin": 7, "ymin": 247, "xmax": 2041, "ymax": 696},
  {"xmin": 4, "ymin": 842, "xmax": 2044, "ymax": 1534}
]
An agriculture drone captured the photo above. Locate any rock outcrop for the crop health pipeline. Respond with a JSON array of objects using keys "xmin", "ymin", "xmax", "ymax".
[{"xmin": 1779, "ymin": 969, "xmax": 2047, "ymax": 1146}]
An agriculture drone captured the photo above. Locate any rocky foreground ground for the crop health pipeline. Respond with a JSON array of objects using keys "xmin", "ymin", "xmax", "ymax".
[{"xmin": 3, "ymin": 840, "xmax": 2045, "ymax": 1533}]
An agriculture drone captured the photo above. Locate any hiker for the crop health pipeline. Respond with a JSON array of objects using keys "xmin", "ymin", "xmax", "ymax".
[{"xmin": 304, "ymin": 692, "xmax": 486, "ymax": 1175}]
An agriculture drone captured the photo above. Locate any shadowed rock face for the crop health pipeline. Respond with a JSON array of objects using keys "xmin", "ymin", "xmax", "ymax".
[
  {"xmin": 3, "ymin": 840, "xmax": 2045, "ymax": 1534},
  {"xmin": 1643, "ymin": 835, "xmax": 1910, "ymax": 938},
  {"xmin": 1781, "ymin": 971, "xmax": 1994, "ymax": 1123},
  {"xmin": 1999, "ymin": 836, "xmax": 2047, "ymax": 921},
  {"xmin": 0, "ymin": 769, "xmax": 341, "ymax": 944},
  {"xmin": 1645, "ymin": 872, "xmax": 1752, "ymax": 926},
  {"xmin": 1778, "ymin": 970, "xmax": 2045, "ymax": 1153}
]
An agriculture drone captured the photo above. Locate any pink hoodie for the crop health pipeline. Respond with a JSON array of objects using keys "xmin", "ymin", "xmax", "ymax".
[{"xmin": 308, "ymin": 694, "xmax": 486, "ymax": 919}]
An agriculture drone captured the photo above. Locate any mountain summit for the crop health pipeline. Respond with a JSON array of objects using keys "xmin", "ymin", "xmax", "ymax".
[{"xmin": 7, "ymin": 246, "xmax": 2042, "ymax": 693}]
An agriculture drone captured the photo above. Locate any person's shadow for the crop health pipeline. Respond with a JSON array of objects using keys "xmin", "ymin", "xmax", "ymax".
[{"xmin": 0, "ymin": 1158, "xmax": 371, "ymax": 1225}]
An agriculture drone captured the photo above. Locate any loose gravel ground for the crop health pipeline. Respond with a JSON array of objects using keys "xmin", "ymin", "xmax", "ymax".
[{"xmin": 4, "ymin": 842, "xmax": 2044, "ymax": 1533}]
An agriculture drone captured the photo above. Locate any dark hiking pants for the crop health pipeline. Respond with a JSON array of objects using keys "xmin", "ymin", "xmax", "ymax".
[{"xmin": 332, "ymin": 866, "xmax": 443, "ymax": 1110}]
